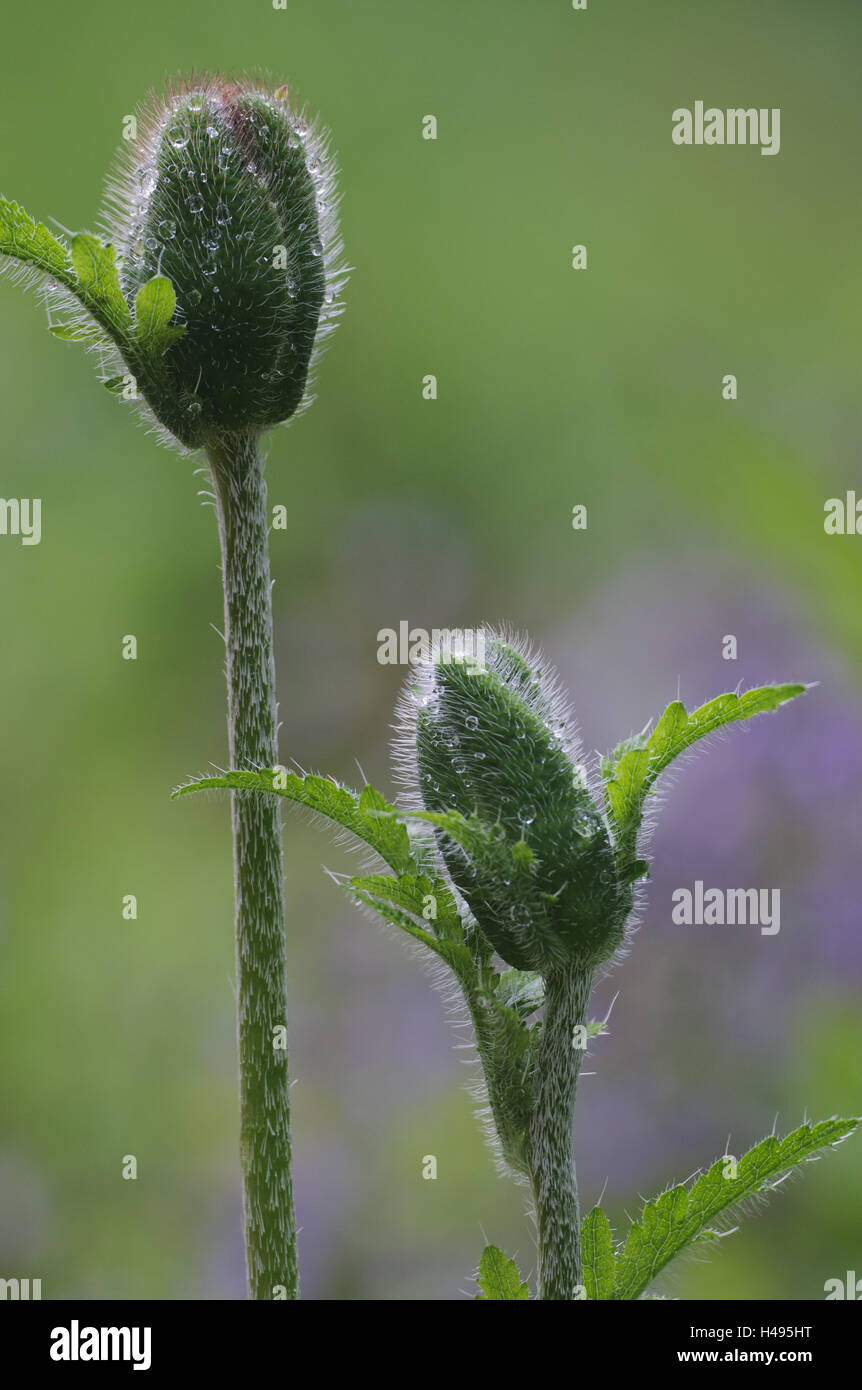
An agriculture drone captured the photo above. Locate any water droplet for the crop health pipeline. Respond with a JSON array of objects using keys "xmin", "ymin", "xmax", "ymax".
[
  {"xmin": 188, "ymin": 92, "xmax": 204, "ymax": 112},
  {"xmin": 206, "ymin": 125, "xmax": 219, "ymax": 140},
  {"xmin": 158, "ymin": 218, "xmax": 177, "ymax": 240},
  {"xmin": 519, "ymin": 805, "xmax": 536, "ymax": 825},
  {"xmin": 145, "ymin": 235, "xmax": 158, "ymax": 251},
  {"xmin": 217, "ymin": 145, "xmax": 232, "ymax": 168},
  {"xmin": 465, "ymin": 715, "xmax": 479, "ymax": 731},
  {"xmin": 186, "ymin": 400, "xmax": 202, "ymax": 417},
  {"xmin": 474, "ymin": 751, "xmax": 486, "ymax": 760},
  {"xmin": 138, "ymin": 165, "xmax": 157, "ymax": 195},
  {"xmin": 257, "ymin": 253, "xmax": 270, "ymax": 266},
  {"xmin": 168, "ymin": 120, "xmax": 190, "ymax": 148},
  {"xmin": 309, "ymin": 238, "xmax": 323, "ymax": 257},
  {"xmin": 202, "ymin": 263, "xmax": 217, "ymax": 277},
  {"xmin": 187, "ymin": 193, "xmax": 204, "ymax": 214},
  {"xmin": 298, "ymin": 221, "xmax": 307, "ymax": 232},
  {"xmin": 186, "ymin": 288, "xmax": 201, "ymax": 306}
]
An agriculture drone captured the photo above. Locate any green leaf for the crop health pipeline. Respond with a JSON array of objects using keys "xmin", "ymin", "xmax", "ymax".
[
  {"xmin": 348, "ymin": 872, "xmax": 474, "ymax": 974},
  {"xmin": 613, "ymin": 1117, "xmax": 858, "ymax": 1300},
  {"xmin": 0, "ymin": 200, "xmax": 136, "ymax": 356},
  {"xmin": 0, "ymin": 197, "xmax": 72, "ymax": 282},
  {"xmin": 581, "ymin": 1206, "xmax": 616, "ymax": 1300},
  {"xmin": 173, "ymin": 769, "xmax": 415, "ymax": 875},
  {"xmin": 70, "ymin": 233, "xmax": 132, "ymax": 337},
  {"xmin": 134, "ymin": 275, "xmax": 185, "ymax": 358},
  {"xmin": 475, "ymin": 1245, "xmax": 529, "ymax": 1300},
  {"xmin": 604, "ymin": 683, "xmax": 807, "ymax": 864}
]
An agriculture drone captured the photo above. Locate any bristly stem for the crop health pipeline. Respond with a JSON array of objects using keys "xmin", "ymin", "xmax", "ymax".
[
  {"xmin": 208, "ymin": 431, "xmax": 298, "ymax": 1301},
  {"xmin": 527, "ymin": 965, "xmax": 593, "ymax": 1300}
]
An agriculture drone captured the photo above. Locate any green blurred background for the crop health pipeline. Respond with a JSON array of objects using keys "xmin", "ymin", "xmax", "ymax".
[{"xmin": 0, "ymin": 0, "xmax": 859, "ymax": 1299}]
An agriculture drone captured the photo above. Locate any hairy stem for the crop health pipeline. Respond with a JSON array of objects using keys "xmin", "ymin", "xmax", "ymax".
[
  {"xmin": 527, "ymin": 965, "xmax": 593, "ymax": 1300},
  {"xmin": 208, "ymin": 432, "xmax": 298, "ymax": 1301}
]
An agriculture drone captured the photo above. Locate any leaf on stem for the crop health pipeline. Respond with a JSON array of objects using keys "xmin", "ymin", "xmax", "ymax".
[
  {"xmin": 609, "ymin": 1117, "xmax": 857, "ymax": 1300},
  {"xmin": 475, "ymin": 1245, "xmax": 529, "ymax": 1300},
  {"xmin": 602, "ymin": 683, "xmax": 807, "ymax": 867},
  {"xmin": 581, "ymin": 1206, "xmax": 616, "ymax": 1300},
  {"xmin": 173, "ymin": 769, "xmax": 415, "ymax": 874},
  {"xmin": 0, "ymin": 197, "xmax": 73, "ymax": 281},
  {"xmin": 134, "ymin": 275, "xmax": 186, "ymax": 360}
]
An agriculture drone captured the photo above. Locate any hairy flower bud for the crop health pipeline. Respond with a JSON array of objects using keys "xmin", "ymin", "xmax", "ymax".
[
  {"xmin": 104, "ymin": 75, "xmax": 345, "ymax": 448},
  {"xmin": 397, "ymin": 631, "xmax": 629, "ymax": 974}
]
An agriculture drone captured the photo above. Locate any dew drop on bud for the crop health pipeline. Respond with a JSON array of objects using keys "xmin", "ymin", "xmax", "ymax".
[{"xmin": 168, "ymin": 120, "xmax": 190, "ymax": 149}]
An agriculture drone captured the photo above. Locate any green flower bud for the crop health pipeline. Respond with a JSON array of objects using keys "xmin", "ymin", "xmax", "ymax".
[
  {"xmin": 397, "ymin": 630, "xmax": 629, "ymax": 974},
  {"xmin": 104, "ymin": 75, "xmax": 345, "ymax": 448}
]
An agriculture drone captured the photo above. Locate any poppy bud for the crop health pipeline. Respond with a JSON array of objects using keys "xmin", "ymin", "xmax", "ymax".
[
  {"xmin": 398, "ymin": 630, "xmax": 628, "ymax": 974},
  {"xmin": 105, "ymin": 75, "xmax": 345, "ymax": 447}
]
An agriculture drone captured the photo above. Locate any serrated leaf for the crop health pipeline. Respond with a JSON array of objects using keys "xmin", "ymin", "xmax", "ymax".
[
  {"xmin": 0, "ymin": 197, "xmax": 72, "ymax": 281},
  {"xmin": 604, "ymin": 683, "xmax": 807, "ymax": 864},
  {"xmin": 613, "ymin": 1117, "xmax": 858, "ymax": 1300},
  {"xmin": 351, "ymin": 870, "xmax": 463, "ymax": 939},
  {"xmin": 1, "ymin": 199, "xmax": 134, "ymax": 353},
  {"xmin": 348, "ymin": 872, "xmax": 474, "ymax": 974},
  {"xmin": 70, "ymin": 233, "xmax": 132, "ymax": 336},
  {"xmin": 581, "ymin": 1206, "xmax": 616, "ymax": 1300},
  {"xmin": 173, "ymin": 769, "xmax": 415, "ymax": 875},
  {"xmin": 134, "ymin": 275, "xmax": 185, "ymax": 358},
  {"xmin": 475, "ymin": 1245, "xmax": 529, "ymax": 1300}
]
